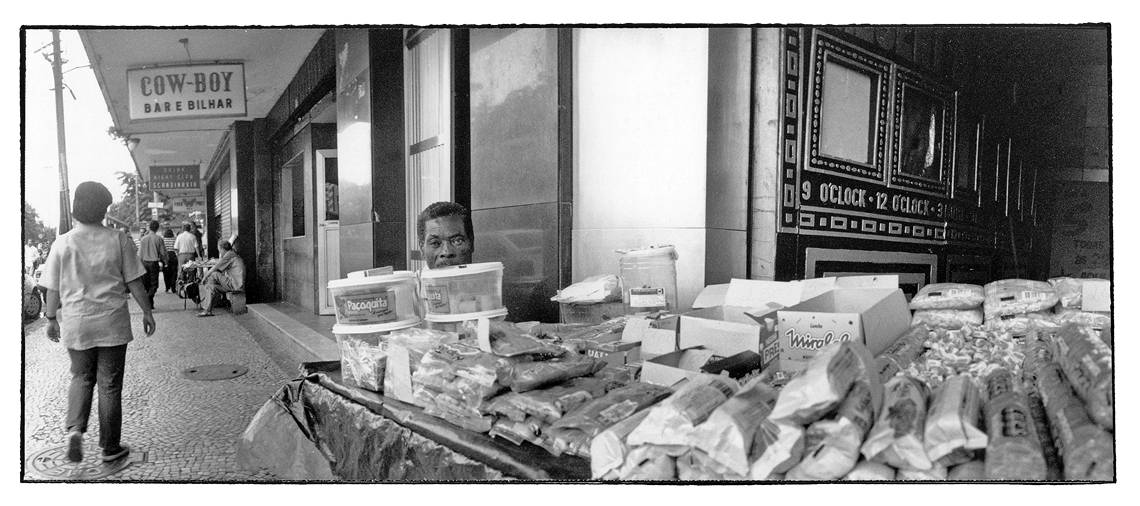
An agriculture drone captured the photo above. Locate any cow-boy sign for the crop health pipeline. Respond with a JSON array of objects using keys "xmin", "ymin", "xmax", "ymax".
[{"xmin": 127, "ymin": 63, "xmax": 247, "ymax": 121}]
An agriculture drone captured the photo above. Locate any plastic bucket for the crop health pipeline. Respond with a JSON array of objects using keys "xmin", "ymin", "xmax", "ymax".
[
  {"xmin": 328, "ymin": 271, "xmax": 420, "ymax": 326},
  {"xmin": 618, "ymin": 246, "xmax": 678, "ymax": 314},
  {"xmin": 419, "ymin": 262, "xmax": 504, "ymax": 317},
  {"xmin": 332, "ymin": 320, "xmax": 418, "ymax": 392}
]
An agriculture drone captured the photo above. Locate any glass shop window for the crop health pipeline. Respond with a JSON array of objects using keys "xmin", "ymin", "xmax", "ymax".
[
  {"xmin": 899, "ymin": 86, "xmax": 942, "ymax": 181},
  {"xmin": 819, "ymin": 59, "xmax": 877, "ymax": 165}
]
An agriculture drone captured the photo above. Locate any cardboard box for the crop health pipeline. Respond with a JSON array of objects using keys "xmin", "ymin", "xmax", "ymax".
[
  {"xmin": 1081, "ymin": 279, "xmax": 1111, "ymax": 312},
  {"xmin": 620, "ymin": 317, "xmax": 677, "ymax": 361},
  {"xmin": 773, "ymin": 287, "xmax": 910, "ymax": 373},
  {"xmin": 640, "ymin": 346, "xmax": 718, "ymax": 387},
  {"xmin": 677, "ymin": 277, "xmax": 865, "ymax": 359},
  {"xmin": 679, "ymin": 305, "xmax": 779, "ymax": 358},
  {"xmin": 580, "ymin": 334, "xmax": 642, "ymax": 366}
]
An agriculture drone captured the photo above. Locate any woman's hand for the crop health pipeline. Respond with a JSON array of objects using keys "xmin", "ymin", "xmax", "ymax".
[
  {"xmin": 142, "ymin": 311, "xmax": 156, "ymax": 336},
  {"xmin": 46, "ymin": 319, "xmax": 60, "ymax": 342}
]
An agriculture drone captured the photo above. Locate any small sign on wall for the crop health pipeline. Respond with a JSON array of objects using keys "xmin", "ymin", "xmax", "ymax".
[{"xmin": 127, "ymin": 63, "xmax": 247, "ymax": 121}]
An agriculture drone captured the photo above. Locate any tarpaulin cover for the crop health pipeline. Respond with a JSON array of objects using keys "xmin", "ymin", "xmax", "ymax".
[
  {"xmin": 235, "ymin": 378, "xmax": 336, "ymax": 480},
  {"xmin": 297, "ymin": 361, "xmax": 591, "ymax": 481}
]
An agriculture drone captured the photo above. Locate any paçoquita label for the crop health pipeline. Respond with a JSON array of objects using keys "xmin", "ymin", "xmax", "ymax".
[
  {"xmin": 425, "ymin": 285, "xmax": 450, "ymax": 313},
  {"xmin": 336, "ymin": 290, "xmax": 397, "ymax": 324}
]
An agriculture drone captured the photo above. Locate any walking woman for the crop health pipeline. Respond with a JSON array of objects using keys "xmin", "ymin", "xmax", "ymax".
[
  {"xmin": 38, "ymin": 181, "xmax": 157, "ymax": 463},
  {"xmin": 162, "ymin": 228, "xmax": 179, "ymax": 292}
]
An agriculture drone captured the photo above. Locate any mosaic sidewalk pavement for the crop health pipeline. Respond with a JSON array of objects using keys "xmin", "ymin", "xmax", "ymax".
[{"xmin": 23, "ymin": 290, "xmax": 292, "ymax": 481}]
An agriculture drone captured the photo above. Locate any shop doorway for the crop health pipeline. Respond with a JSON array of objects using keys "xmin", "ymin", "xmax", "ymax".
[{"xmin": 316, "ymin": 149, "xmax": 340, "ymax": 315}]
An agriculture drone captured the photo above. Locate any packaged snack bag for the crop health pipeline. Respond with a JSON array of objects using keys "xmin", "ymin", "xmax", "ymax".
[
  {"xmin": 924, "ymin": 375, "xmax": 987, "ymax": 466},
  {"xmin": 689, "ymin": 377, "xmax": 780, "ymax": 477},
  {"xmin": 842, "ymin": 460, "xmax": 896, "ymax": 480},
  {"xmin": 861, "ymin": 375, "xmax": 932, "ymax": 470},
  {"xmin": 910, "ymin": 283, "xmax": 985, "ymax": 310},
  {"xmin": 982, "ymin": 368, "xmax": 1047, "ymax": 480},
  {"xmin": 627, "ymin": 374, "xmax": 739, "ymax": 447}
]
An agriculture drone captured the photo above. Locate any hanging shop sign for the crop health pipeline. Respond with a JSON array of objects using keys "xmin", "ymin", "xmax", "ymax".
[
  {"xmin": 150, "ymin": 164, "xmax": 201, "ymax": 192},
  {"xmin": 127, "ymin": 63, "xmax": 247, "ymax": 121},
  {"xmin": 172, "ymin": 194, "xmax": 204, "ymax": 214}
]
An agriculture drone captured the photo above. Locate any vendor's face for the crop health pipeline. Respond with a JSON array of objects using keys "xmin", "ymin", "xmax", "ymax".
[{"xmin": 421, "ymin": 215, "xmax": 473, "ymax": 269}]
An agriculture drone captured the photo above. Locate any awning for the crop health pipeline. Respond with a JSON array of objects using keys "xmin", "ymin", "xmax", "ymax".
[{"xmin": 79, "ymin": 28, "xmax": 326, "ymax": 186}]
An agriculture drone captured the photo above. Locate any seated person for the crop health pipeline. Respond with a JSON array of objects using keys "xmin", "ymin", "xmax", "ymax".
[
  {"xmin": 418, "ymin": 201, "xmax": 474, "ymax": 269},
  {"xmin": 196, "ymin": 240, "xmax": 245, "ymax": 317}
]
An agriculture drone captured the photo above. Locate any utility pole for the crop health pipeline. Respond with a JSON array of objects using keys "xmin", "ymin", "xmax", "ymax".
[
  {"xmin": 134, "ymin": 175, "xmax": 141, "ymax": 227},
  {"xmin": 50, "ymin": 29, "xmax": 71, "ymax": 234}
]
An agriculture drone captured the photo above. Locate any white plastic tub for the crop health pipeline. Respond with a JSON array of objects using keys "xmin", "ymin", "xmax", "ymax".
[
  {"xmin": 618, "ymin": 245, "xmax": 678, "ymax": 313},
  {"xmin": 419, "ymin": 262, "xmax": 505, "ymax": 317},
  {"xmin": 333, "ymin": 320, "xmax": 420, "ymax": 392},
  {"xmin": 328, "ymin": 271, "xmax": 420, "ymax": 326}
]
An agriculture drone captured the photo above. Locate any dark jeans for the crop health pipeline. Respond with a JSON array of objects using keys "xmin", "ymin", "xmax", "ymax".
[
  {"xmin": 163, "ymin": 251, "xmax": 179, "ymax": 291},
  {"xmin": 142, "ymin": 260, "xmax": 161, "ymax": 306},
  {"xmin": 66, "ymin": 344, "xmax": 128, "ymax": 452}
]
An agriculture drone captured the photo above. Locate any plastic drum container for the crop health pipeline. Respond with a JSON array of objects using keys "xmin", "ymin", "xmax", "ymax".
[
  {"xmin": 328, "ymin": 271, "xmax": 421, "ymax": 327},
  {"xmin": 420, "ymin": 262, "xmax": 505, "ymax": 318},
  {"xmin": 333, "ymin": 320, "xmax": 419, "ymax": 392},
  {"xmin": 618, "ymin": 246, "xmax": 679, "ymax": 314}
]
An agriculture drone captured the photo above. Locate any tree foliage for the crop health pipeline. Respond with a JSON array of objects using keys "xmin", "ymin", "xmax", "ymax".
[
  {"xmin": 105, "ymin": 170, "xmax": 192, "ymax": 231},
  {"xmin": 22, "ymin": 202, "xmax": 56, "ymax": 255}
]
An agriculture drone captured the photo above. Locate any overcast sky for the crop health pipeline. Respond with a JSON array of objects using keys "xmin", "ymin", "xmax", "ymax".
[{"xmin": 23, "ymin": 29, "xmax": 135, "ymax": 230}]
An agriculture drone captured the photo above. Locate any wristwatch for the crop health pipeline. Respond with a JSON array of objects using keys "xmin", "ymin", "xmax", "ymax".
[{"xmin": 45, "ymin": 314, "xmax": 57, "ymax": 321}]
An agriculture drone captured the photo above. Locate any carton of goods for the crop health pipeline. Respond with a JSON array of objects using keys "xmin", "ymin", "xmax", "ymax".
[
  {"xmin": 679, "ymin": 276, "xmax": 882, "ymax": 368},
  {"xmin": 420, "ymin": 262, "xmax": 506, "ymax": 320},
  {"xmin": 328, "ymin": 270, "xmax": 420, "ymax": 326},
  {"xmin": 1048, "ymin": 277, "xmax": 1111, "ymax": 312},
  {"xmin": 640, "ymin": 347, "xmax": 719, "ymax": 387},
  {"xmin": 618, "ymin": 316, "xmax": 678, "ymax": 361},
  {"xmin": 774, "ymin": 286, "xmax": 910, "ymax": 374}
]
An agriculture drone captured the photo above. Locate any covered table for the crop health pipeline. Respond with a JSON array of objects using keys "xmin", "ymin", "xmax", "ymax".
[{"xmin": 239, "ymin": 361, "xmax": 591, "ymax": 481}]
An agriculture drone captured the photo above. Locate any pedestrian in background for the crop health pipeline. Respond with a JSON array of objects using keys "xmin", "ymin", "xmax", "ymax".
[
  {"xmin": 162, "ymin": 228, "xmax": 178, "ymax": 293},
  {"xmin": 175, "ymin": 223, "xmax": 199, "ymax": 267},
  {"xmin": 38, "ymin": 181, "xmax": 156, "ymax": 464},
  {"xmin": 196, "ymin": 240, "xmax": 244, "ymax": 317},
  {"xmin": 192, "ymin": 223, "xmax": 204, "ymax": 258},
  {"xmin": 138, "ymin": 220, "xmax": 165, "ymax": 308}
]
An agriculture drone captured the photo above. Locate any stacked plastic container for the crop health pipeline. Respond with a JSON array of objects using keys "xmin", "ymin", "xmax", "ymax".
[
  {"xmin": 328, "ymin": 270, "xmax": 422, "ymax": 391},
  {"xmin": 419, "ymin": 262, "xmax": 508, "ymax": 331},
  {"xmin": 618, "ymin": 246, "xmax": 679, "ymax": 314}
]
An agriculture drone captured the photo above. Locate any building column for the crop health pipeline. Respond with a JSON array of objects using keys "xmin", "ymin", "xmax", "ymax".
[
  {"xmin": 749, "ymin": 28, "xmax": 784, "ymax": 280},
  {"xmin": 335, "ymin": 29, "xmax": 406, "ymax": 275}
]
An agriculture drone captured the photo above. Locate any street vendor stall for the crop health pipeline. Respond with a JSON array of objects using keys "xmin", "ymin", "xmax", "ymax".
[{"xmin": 237, "ymin": 269, "xmax": 1113, "ymax": 483}]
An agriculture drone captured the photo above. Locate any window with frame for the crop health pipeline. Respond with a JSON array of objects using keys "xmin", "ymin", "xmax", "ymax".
[{"xmin": 819, "ymin": 59, "xmax": 877, "ymax": 165}]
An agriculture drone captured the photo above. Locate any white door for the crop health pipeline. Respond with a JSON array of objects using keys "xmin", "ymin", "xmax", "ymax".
[
  {"xmin": 404, "ymin": 28, "xmax": 453, "ymax": 270},
  {"xmin": 316, "ymin": 149, "xmax": 340, "ymax": 315}
]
